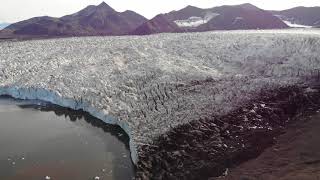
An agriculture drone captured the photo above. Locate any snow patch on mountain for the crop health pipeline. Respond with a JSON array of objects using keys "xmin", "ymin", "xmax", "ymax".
[
  {"xmin": 175, "ymin": 17, "xmax": 207, "ymax": 27},
  {"xmin": 174, "ymin": 13, "xmax": 219, "ymax": 27},
  {"xmin": 0, "ymin": 23, "xmax": 10, "ymax": 30},
  {"xmin": 283, "ymin": 20, "xmax": 313, "ymax": 28},
  {"xmin": 232, "ymin": 17, "xmax": 244, "ymax": 25},
  {"xmin": 274, "ymin": 15, "xmax": 313, "ymax": 28}
]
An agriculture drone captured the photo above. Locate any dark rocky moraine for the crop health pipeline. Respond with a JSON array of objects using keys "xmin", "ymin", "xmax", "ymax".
[
  {"xmin": 135, "ymin": 85, "xmax": 320, "ymax": 179},
  {"xmin": 0, "ymin": 96, "xmax": 134, "ymax": 180}
]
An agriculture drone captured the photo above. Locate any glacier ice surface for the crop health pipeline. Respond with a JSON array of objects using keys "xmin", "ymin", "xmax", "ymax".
[{"xmin": 0, "ymin": 29, "xmax": 320, "ymax": 164}]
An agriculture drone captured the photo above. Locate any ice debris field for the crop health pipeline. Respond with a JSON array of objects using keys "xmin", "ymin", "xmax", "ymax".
[{"xmin": 0, "ymin": 29, "xmax": 320, "ymax": 164}]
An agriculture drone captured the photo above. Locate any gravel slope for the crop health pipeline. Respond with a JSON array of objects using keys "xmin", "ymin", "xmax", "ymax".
[{"xmin": 217, "ymin": 111, "xmax": 320, "ymax": 180}]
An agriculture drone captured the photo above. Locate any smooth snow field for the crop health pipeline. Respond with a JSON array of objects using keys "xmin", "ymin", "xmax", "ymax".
[
  {"xmin": 0, "ymin": 29, "xmax": 320, "ymax": 164},
  {"xmin": 0, "ymin": 96, "xmax": 134, "ymax": 180}
]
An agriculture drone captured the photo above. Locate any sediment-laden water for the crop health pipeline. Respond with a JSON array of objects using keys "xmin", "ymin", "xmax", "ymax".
[{"xmin": 0, "ymin": 96, "xmax": 134, "ymax": 180}]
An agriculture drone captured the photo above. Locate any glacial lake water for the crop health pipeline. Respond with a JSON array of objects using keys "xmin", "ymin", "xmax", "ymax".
[{"xmin": 0, "ymin": 96, "xmax": 134, "ymax": 180}]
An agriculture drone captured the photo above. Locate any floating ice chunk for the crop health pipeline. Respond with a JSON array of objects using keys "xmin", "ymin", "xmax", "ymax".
[
  {"xmin": 223, "ymin": 168, "xmax": 229, "ymax": 176},
  {"xmin": 223, "ymin": 144, "xmax": 228, "ymax": 148},
  {"xmin": 45, "ymin": 176, "xmax": 51, "ymax": 180},
  {"xmin": 94, "ymin": 176, "xmax": 100, "ymax": 180}
]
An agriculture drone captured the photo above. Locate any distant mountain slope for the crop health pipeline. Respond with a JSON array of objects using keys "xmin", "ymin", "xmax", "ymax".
[
  {"xmin": 0, "ymin": 2, "xmax": 298, "ymax": 38},
  {"xmin": 165, "ymin": 5, "xmax": 205, "ymax": 21},
  {"xmin": 131, "ymin": 14, "xmax": 182, "ymax": 35},
  {"xmin": 198, "ymin": 3, "xmax": 288, "ymax": 31},
  {"xmin": 0, "ymin": 2, "xmax": 147, "ymax": 38},
  {"xmin": 0, "ymin": 23, "xmax": 10, "ymax": 30},
  {"xmin": 270, "ymin": 6, "xmax": 320, "ymax": 27},
  {"xmin": 132, "ymin": 3, "xmax": 288, "ymax": 35}
]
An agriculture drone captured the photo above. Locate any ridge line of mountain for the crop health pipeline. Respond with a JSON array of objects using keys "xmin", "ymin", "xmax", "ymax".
[{"xmin": 1, "ymin": 2, "xmax": 319, "ymax": 38}]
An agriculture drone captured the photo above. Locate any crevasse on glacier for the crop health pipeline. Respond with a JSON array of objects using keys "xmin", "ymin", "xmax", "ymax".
[{"xmin": 0, "ymin": 29, "xmax": 320, "ymax": 164}]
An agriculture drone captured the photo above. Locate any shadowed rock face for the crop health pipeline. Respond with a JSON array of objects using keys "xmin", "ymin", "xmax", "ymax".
[
  {"xmin": 1, "ymin": 2, "xmax": 147, "ymax": 37},
  {"xmin": 0, "ymin": 30, "xmax": 320, "ymax": 177},
  {"xmin": 165, "ymin": 5, "xmax": 205, "ymax": 22},
  {"xmin": 270, "ymin": 6, "xmax": 320, "ymax": 26},
  {"xmin": 197, "ymin": 4, "xmax": 288, "ymax": 30},
  {"xmin": 131, "ymin": 14, "xmax": 182, "ymax": 35}
]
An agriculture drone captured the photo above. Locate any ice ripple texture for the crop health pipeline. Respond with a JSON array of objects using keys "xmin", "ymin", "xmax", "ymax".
[{"xmin": 0, "ymin": 29, "xmax": 320, "ymax": 164}]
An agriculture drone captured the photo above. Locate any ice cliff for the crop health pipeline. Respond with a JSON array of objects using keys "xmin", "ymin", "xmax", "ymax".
[{"xmin": 0, "ymin": 29, "xmax": 320, "ymax": 164}]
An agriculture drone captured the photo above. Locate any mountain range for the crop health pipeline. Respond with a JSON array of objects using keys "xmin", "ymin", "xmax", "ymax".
[
  {"xmin": 0, "ymin": 2, "xmax": 319, "ymax": 38},
  {"xmin": 0, "ymin": 2, "xmax": 146, "ymax": 38}
]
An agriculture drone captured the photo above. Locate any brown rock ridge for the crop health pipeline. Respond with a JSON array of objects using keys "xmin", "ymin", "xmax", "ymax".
[{"xmin": 0, "ymin": 2, "xmax": 147, "ymax": 38}]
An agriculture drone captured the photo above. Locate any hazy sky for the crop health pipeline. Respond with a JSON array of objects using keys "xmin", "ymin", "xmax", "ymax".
[{"xmin": 0, "ymin": 0, "xmax": 320, "ymax": 23}]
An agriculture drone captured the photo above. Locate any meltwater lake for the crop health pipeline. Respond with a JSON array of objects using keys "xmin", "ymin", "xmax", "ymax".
[{"xmin": 0, "ymin": 96, "xmax": 134, "ymax": 180}]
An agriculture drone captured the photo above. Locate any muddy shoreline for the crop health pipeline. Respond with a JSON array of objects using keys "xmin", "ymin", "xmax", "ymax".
[
  {"xmin": 135, "ymin": 84, "xmax": 320, "ymax": 180},
  {"xmin": 218, "ymin": 109, "xmax": 320, "ymax": 180}
]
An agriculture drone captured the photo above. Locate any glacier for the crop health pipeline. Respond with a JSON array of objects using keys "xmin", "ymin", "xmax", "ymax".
[{"xmin": 0, "ymin": 29, "xmax": 320, "ymax": 166}]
